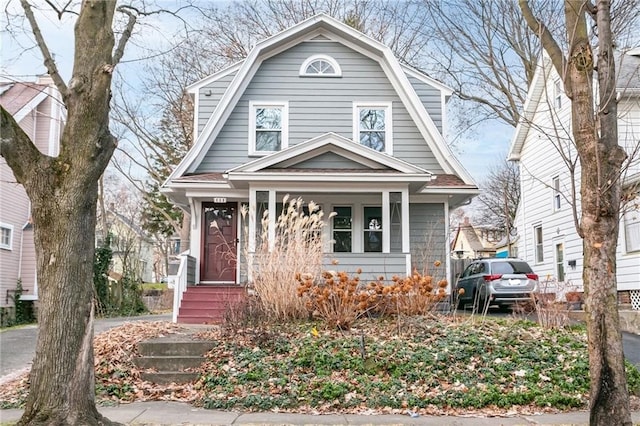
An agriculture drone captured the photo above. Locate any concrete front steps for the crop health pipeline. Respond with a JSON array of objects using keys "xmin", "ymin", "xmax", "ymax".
[
  {"xmin": 177, "ymin": 285, "xmax": 247, "ymax": 324},
  {"xmin": 136, "ymin": 337, "xmax": 215, "ymax": 384}
]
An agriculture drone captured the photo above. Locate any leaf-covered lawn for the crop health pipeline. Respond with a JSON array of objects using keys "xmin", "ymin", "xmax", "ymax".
[{"xmin": 1, "ymin": 316, "xmax": 638, "ymax": 416}]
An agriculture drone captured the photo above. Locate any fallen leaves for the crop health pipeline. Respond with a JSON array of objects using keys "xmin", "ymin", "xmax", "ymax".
[{"xmin": 1, "ymin": 316, "xmax": 638, "ymax": 417}]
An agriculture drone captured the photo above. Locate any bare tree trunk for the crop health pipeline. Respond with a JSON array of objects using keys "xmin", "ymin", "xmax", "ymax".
[
  {"xmin": 19, "ymin": 183, "xmax": 113, "ymax": 425},
  {"xmin": 0, "ymin": 1, "xmax": 132, "ymax": 424},
  {"xmin": 519, "ymin": 1, "xmax": 631, "ymax": 424}
]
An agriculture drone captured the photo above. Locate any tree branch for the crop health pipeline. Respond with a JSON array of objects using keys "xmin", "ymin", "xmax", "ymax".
[
  {"xmin": 20, "ymin": 0, "xmax": 68, "ymax": 98},
  {"xmin": 518, "ymin": 0, "xmax": 566, "ymax": 85},
  {"xmin": 112, "ymin": 6, "xmax": 137, "ymax": 66},
  {"xmin": 0, "ymin": 106, "xmax": 48, "ymax": 186}
]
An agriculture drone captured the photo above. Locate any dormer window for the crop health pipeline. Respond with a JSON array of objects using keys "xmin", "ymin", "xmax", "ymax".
[{"xmin": 299, "ymin": 55, "xmax": 342, "ymax": 77}]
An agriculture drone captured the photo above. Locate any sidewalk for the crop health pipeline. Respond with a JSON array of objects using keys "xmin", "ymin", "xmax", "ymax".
[{"xmin": 2, "ymin": 401, "xmax": 640, "ymax": 425}]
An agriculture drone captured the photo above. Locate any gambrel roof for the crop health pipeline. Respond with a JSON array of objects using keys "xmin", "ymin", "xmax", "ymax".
[{"xmin": 167, "ymin": 13, "xmax": 474, "ymax": 186}]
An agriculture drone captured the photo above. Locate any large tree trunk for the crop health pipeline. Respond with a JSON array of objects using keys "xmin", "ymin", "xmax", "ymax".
[
  {"xmin": 19, "ymin": 183, "xmax": 113, "ymax": 425},
  {"xmin": 519, "ymin": 1, "xmax": 631, "ymax": 424},
  {"xmin": 1, "ymin": 1, "xmax": 125, "ymax": 424}
]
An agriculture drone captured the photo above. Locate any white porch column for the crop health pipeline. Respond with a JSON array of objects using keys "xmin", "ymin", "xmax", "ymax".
[
  {"xmin": 382, "ymin": 190, "xmax": 390, "ymax": 253},
  {"xmin": 249, "ymin": 188, "xmax": 257, "ymax": 253},
  {"xmin": 268, "ymin": 189, "xmax": 276, "ymax": 250},
  {"xmin": 401, "ymin": 187, "xmax": 410, "ymax": 253},
  {"xmin": 401, "ymin": 189, "xmax": 411, "ymax": 276}
]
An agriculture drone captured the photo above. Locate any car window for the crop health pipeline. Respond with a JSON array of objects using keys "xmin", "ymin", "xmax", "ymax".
[
  {"xmin": 491, "ymin": 261, "xmax": 533, "ymax": 275},
  {"xmin": 461, "ymin": 264, "xmax": 474, "ymax": 278}
]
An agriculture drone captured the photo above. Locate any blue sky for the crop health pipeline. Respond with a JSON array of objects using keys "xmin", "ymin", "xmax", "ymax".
[{"xmin": 0, "ymin": 6, "xmax": 511, "ymax": 186}]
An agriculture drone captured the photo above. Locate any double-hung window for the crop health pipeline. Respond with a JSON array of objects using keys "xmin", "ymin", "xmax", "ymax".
[
  {"xmin": 624, "ymin": 203, "xmax": 640, "ymax": 253},
  {"xmin": 0, "ymin": 223, "xmax": 13, "ymax": 250},
  {"xmin": 332, "ymin": 207, "xmax": 352, "ymax": 252},
  {"xmin": 353, "ymin": 102, "xmax": 392, "ymax": 153},
  {"xmin": 249, "ymin": 101, "xmax": 288, "ymax": 155},
  {"xmin": 554, "ymin": 79, "xmax": 563, "ymax": 109},
  {"xmin": 332, "ymin": 206, "xmax": 383, "ymax": 253},
  {"xmin": 534, "ymin": 225, "xmax": 544, "ymax": 263},
  {"xmin": 363, "ymin": 206, "xmax": 382, "ymax": 252},
  {"xmin": 552, "ymin": 176, "xmax": 561, "ymax": 211},
  {"xmin": 555, "ymin": 242, "xmax": 565, "ymax": 281}
]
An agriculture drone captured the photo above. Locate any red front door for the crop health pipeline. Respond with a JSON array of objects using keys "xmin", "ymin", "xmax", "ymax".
[{"xmin": 201, "ymin": 203, "xmax": 237, "ymax": 282}]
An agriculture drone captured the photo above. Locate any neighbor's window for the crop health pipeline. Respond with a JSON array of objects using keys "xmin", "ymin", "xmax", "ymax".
[
  {"xmin": 364, "ymin": 206, "xmax": 382, "ymax": 252},
  {"xmin": 249, "ymin": 101, "xmax": 288, "ymax": 154},
  {"xmin": 534, "ymin": 225, "xmax": 544, "ymax": 263},
  {"xmin": 333, "ymin": 206, "xmax": 352, "ymax": 252},
  {"xmin": 299, "ymin": 55, "xmax": 341, "ymax": 77},
  {"xmin": 554, "ymin": 79, "xmax": 563, "ymax": 109},
  {"xmin": 552, "ymin": 176, "xmax": 561, "ymax": 211},
  {"xmin": 0, "ymin": 223, "xmax": 13, "ymax": 250},
  {"xmin": 354, "ymin": 102, "xmax": 392, "ymax": 153},
  {"xmin": 555, "ymin": 242, "xmax": 565, "ymax": 281},
  {"xmin": 624, "ymin": 205, "xmax": 640, "ymax": 253}
]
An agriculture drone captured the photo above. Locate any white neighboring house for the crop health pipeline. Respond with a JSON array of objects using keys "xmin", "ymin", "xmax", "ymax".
[
  {"xmin": 508, "ymin": 48, "xmax": 640, "ymax": 309},
  {"xmin": 0, "ymin": 76, "xmax": 65, "ymax": 308}
]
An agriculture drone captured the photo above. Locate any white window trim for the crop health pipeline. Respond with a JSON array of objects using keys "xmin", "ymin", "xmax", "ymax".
[
  {"xmin": 623, "ymin": 206, "xmax": 640, "ymax": 253},
  {"xmin": 248, "ymin": 101, "xmax": 289, "ymax": 156},
  {"xmin": 331, "ymin": 205, "xmax": 353, "ymax": 253},
  {"xmin": 299, "ymin": 54, "xmax": 342, "ymax": 77},
  {"xmin": 552, "ymin": 175, "xmax": 561, "ymax": 212},
  {"xmin": 352, "ymin": 102, "xmax": 393, "ymax": 155},
  {"xmin": 363, "ymin": 205, "xmax": 383, "ymax": 253},
  {"xmin": 554, "ymin": 79, "xmax": 563, "ymax": 109},
  {"xmin": 533, "ymin": 224, "xmax": 544, "ymax": 264},
  {"xmin": 0, "ymin": 222, "xmax": 14, "ymax": 250},
  {"xmin": 554, "ymin": 240, "xmax": 565, "ymax": 282}
]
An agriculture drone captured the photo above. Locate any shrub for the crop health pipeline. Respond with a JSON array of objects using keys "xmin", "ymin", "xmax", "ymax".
[
  {"xmin": 297, "ymin": 269, "xmax": 375, "ymax": 330},
  {"xmin": 371, "ymin": 269, "xmax": 447, "ymax": 316},
  {"xmin": 249, "ymin": 196, "xmax": 329, "ymax": 322},
  {"xmin": 298, "ymin": 269, "xmax": 447, "ymax": 330}
]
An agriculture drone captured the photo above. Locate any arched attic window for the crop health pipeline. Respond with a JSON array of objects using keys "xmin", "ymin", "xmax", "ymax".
[{"xmin": 299, "ymin": 55, "xmax": 342, "ymax": 77}]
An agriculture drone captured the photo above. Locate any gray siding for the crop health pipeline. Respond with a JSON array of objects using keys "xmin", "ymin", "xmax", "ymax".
[
  {"xmin": 198, "ymin": 70, "xmax": 238, "ymax": 133},
  {"xmin": 278, "ymin": 152, "xmax": 373, "ymax": 169},
  {"xmin": 409, "ymin": 203, "xmax": 446, "ymax": 279},
  {"xmin": 407, "ymin": 75, "xmax": 443, "ymax": 133},
  {"xmin": 196, "ymin": 41, "xmax": 445, "ymax": 173},
  {"xmin": 324, "ymin": 253, "xmax": 406, "ymax": 283}
]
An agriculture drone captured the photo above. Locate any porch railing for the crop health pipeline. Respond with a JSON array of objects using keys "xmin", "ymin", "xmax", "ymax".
[{"xmin": 172, "ymin": 251, "xmax": 196, "ymax": 323}]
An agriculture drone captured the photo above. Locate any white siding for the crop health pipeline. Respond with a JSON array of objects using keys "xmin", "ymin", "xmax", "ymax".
[{"xmin": 514, "ymin": 67, "xmax": 640, "ymax": 292}]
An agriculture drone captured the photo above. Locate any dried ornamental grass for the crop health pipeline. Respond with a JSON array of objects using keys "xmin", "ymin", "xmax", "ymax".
[{"xmin": 250, "ymin": 196, "xmax": 329, "ymax": 322}]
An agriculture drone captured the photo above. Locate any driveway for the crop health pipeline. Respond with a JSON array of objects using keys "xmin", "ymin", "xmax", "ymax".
[{"xmin": 0, "ymin": 313, "xmax": 171, "ymax": 381}]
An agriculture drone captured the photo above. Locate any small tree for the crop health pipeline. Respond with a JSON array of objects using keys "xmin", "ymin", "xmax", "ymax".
[{"xmin": 476, "ymin": 160, "xmax": 520, "ymax": 240}]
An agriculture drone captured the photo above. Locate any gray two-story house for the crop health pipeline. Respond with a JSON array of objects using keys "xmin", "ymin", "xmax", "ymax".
[{"xmin": 163, "ymin": 14, "xmax": 479, "ymax": 323}]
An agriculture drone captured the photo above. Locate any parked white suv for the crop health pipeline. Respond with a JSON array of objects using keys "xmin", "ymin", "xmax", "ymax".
[{"xmin": 454, "ymin": 258, "xmax": 539, "ymax": 311}]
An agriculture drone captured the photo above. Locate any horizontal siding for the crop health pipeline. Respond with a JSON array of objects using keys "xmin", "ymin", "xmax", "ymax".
[
  {"xmin": 198, "ymin": 70, "xmax": 238, "ymax": 134},
  {"xmin": 282, "ymin": 152, "xmax": 371, "ymax": 169},
  {"xmin": 514, "ymin": 68, "xmax": 640, "ymax": 292},
  {"xmin": 34, "ymin": 96, "xmax": 52, "ymax": 154},
  {"xmin": 196, "ymin": 41, "xmax": 444, "ymax": 173},
  {"xmin": 20, "ymin": 229, "xmax": 37, "ymax": 298},
  {"xmin": 407, "ymin": 75, "xmax": 443, "ymax": 133},
  {"xmin": 409, "ymin": 203, "xmax": 447, "ymax": 280},
  {"xmin": 619, "ymin": 98, "xmax": 640, "ymax": 178},
  {"xmin": 324, "ymin": 253, "xmax": 407, "ymax": 282}
]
